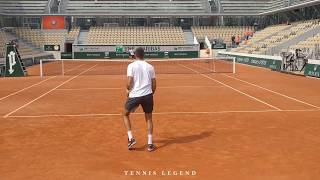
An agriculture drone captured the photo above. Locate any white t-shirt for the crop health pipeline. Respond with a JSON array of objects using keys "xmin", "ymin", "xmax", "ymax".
[
  {"xmin": 127, "ymin": 60, "xmax": 155, "ymax": 98},
  {"xmin": 129, "ymin": 50, "xmax": 134, "ymax": 56}
]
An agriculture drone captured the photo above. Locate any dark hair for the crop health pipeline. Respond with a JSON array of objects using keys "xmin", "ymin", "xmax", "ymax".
[{"xmin": 134, "ymin": 47, "xmax": 144, "ymax": 59}]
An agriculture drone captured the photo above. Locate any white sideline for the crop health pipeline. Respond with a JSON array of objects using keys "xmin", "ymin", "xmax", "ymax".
[
  {"xmin": 191, "ymin": 62, "xmax": 319, "ymax": 109},
  {"xmin": 41, "ymin": 64, "xmax": 85, "ymax": 77},
  {"xmin": 223, "ymin": 74, "xmax": 320, "ymax": 109},
  {"xmin": 64, "ymin": 64, "xmax": 86, "ymax": 73},
  {"xmin": 179, "ymin": 64, "xmax": 282, "ymax": 110},
  {"xmin": 6, "ymin": 109, "xmax": 320, "ymax": 118},
  {"xmin": 0, "ymin": 76, "xmax": 56, "ymax": 101},
  {"xmin": 3, "ymin": 65, "xmax": 98, "ymax": 118},
  {"xmin": 55, "ymin": 85, "xmax": 227, "ymax": 91}
]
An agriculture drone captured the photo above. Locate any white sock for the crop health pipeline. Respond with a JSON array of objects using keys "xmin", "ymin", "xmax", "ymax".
[
  {"xmin": 127, "ymin": 131, "xmax": 133, "ymax": 140},
  {"xmin": 148, "ymin": 134, "xmax": 153, "ymax": 145}
]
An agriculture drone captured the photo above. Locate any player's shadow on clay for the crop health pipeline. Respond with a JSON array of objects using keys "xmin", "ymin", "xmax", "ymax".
[{"xmin": 134, "ymin": 131, "xmax": 213, "ymax": 151}]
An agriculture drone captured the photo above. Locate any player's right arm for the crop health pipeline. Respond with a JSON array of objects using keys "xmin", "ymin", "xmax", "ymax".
[
  {"xmin": 151, "ymin": 66, "xmax": 156, "ymax": 94},
  {"xmin": 152, "ymin": 78, "xmax": 156, "ymax": 94},
  {"xmin": 126, "ymin": 64, "xmax": 133, "ymax": 97}
]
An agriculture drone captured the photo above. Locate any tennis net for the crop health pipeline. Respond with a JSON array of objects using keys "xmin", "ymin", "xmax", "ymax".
[{"xmin": 38, "ymin": 58, "xmax": 235, "ymax": 77}]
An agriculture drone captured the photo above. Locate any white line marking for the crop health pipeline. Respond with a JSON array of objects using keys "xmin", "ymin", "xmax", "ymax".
[
  {"xmin": 57, "ymin": 87, "xmax": 123, "ymax": 91},
  {"xmin": 6, "ymin": 109, "xmax": 320, "ymax": 118},
  {"xmin": 41, "ymin": 63, "xmax": 84, "ymax": 77},
  {"xmin": 0, "ymin": 76, "xmax": 56, "ymax": 101},
  {"xmin": 64, "ymin": 64, "xmax": 86, "ymax": 73},
  {"xmin": 55, "ymin": 85, "xmax": 226, "ymax": 91},
  {"xmin": 3, "ymin": 65, "xmax": 98, "ymax": 118},
  {"xmin": 223, "ymin": 74, "xmax": 320, "ymax": 109},
  {"xmin": 179, "ymin": 64, "xmax": 282, "ymax": 110}
]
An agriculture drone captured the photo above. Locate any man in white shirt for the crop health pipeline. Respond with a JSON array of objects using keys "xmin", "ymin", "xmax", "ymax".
[
  {"xmin": 128, "ymin": 49, "xmax": 135, "ymax": 59},
  {"xmin": 123, "ymin": 47, "xmax": 157, "ymax": 152}
]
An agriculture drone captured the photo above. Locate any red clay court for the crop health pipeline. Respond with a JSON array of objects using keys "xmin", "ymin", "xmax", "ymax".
[{"xmin": 0, "ymin": 59, "xmax": 320, "ymax": 180}]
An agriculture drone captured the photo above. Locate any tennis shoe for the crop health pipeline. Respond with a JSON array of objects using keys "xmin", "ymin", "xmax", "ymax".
[
  {"xmin": 128, "ymin": 138, "xmax": 136, "ymax": 150},
  {"xmin": 147, "ymin": 144, "xmax": 156, "ymax": 152}
]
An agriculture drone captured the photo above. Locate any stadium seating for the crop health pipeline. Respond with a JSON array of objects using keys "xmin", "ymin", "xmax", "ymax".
[
  {"xmin": 13, "ymin": 27, "xmax": 79, "ymax": 49},
  {"xmin": 267, "ymin": 0, "xmax": 310, "ymax": 11},
  {"xmin": 232, "ymin": 24, "xmax": 290, "ymax": 54},
  {"xmin": 66, "ymin": 27, "xmax": 80, "ymax": 41},
  {"xmin": 219, "ymin": 0, "xmax": 268, "ymax": 14},
  {"xmin": 268, "ymin": 0, "xmax": 286, "ymax": 11},
  {"xmin": 66, "ymin": 0, "xmax": 209, "ymax": 14},
  {"xmin": 0, "ymin": 31, "xmax": 8, "ymax": 58},
  {"xmin": 291, "ymin": 0, "xmax": 315, "ymax": 6},
  {"xmin": 220, "ymin": 0, "xmax": 316, "ymax": 15},
  {"xmin": 288, "ymin": 33, "xmax": 320, "ymax": 52},
  {"xmin": 0, "ymin": 0, "xmax": 48, "ymax": 14},
  {"xmin": 87, "ymin": 27, "xmax": 187, "ymax": 45},
  {"xmin": 191, "ymin": 26, "xmax": 253, "ymax": 46},
  {"xmin": 0, "ymin": 30, "xmax": 45, "ymax": 59},
  {"xmin": 233, "ymin": 19, "xmax": 320, "ymax": 55}
]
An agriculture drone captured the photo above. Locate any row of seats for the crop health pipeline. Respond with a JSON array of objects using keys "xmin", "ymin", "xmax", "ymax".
[
  {"xmin": 87, "ymin": 27, "xmax": 187, "ymax": 45},
  {"xmin": 192, "ymin": 26, "xmax": 254, "ymax": 46},
  {"xmin": 219, "ymin": 0, "xmax": 269, "ymax": 15},
  {"xmin": 232, "ymin": 19, "xmax": 320, "ymax": 55},
  {"xmin": 232, "ymin": 24, "xmax": 290, "ymax": 54},
  {"xmin": 0, "ymin": 0, "xmax": 48, "ymax": 14},
  {"xmin": 66, "ymin": 27, "xmax": 80, "ymax": 41},
  {"xmin": 263, "ymin": 20, "xmax": 320, "ymax": 54},
  {"xmin": 288, "ymin": 33, "xmax": 320, "ymax": 52},
  {"xmin": 0, "ymin": 31, "xmax": 8, "ymax": 58},
  {"xmin": 291, "ymin": 0, "xmax": 315, "ymax": 6},
  {"xmin": 66, "ymin": 0, "xmax": 208, "ymax": 14},
  {"xmin": 220, "ymin": 0, "xmax": 315, "ymax": 15},
  {"xmin": 0, "ymin": 31, "xmax": 42, "ymax": 59},
  {"xmin": 14, "ymin": 27, "xmax": 79, "ymax": 49}
]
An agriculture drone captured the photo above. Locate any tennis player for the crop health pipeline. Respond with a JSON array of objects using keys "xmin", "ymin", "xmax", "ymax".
[
  {"xmin": 128, "ymin": 49, "xmax": 135, "ymax": 59},
  {"xmin": 123, "ymin": 47, "xmax": 156, "ymax": 152}
]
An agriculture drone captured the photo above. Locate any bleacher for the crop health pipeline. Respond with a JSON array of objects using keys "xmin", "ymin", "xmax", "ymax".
[
  {"xmin": 232, "ymin": 19, "xmax": 320, "ymax": 55},
  {"xmin": 220, "ymin": 0, "xmax": 317, "ymax": 15},
  {"xmin": 219, "ymin": 0, "xmax": 269, "ymax": 15},
  {"xmin": 232, "ymin": 24, "xmax": 289, "ymax": 53},
  {"xmin": 0, "ymin": 30, "xmax": 49, "ymax": 62},
  {"xmin": 288, "ymin": 33, "xmax": 320, "ymax": 52},
  {"xmin": 291, "ymin": 0, "xmax": 316, "ymax": 6},
  {"xmin": 87, "ymin": 27, "xmax": 187, "ymax": 45},
  {"xmin": 0, "ymin": 31, "xmax": 8, "ymax": 58},
  {"xmin": 66, "ymin": 27, "xmax": 80, "ymax": 41},
  {"xmin": 13, "ymin": 27, "xmax": 79, "ymax": 49},
  {"xmin": 268, "ymin": 0, "xmax": 286, "ymax": 11},
  {"xmin": 0, "ymin": 0, "xmax": 48, "ymax": 14},
  {"xmin": 192, "ymin": 26, "xmax": 253, "ymax": 46},
  {"xmin": 66, "ymin": 0, "xmax": 208, "ymax": 14}
]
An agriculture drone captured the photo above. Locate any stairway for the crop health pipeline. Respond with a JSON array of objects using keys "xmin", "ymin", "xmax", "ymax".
[
  {"xmin": 77, "ymin": 30, "xmax": 89, "ymax": 44},
  {"xmin": 15, "ymin": 47, "xmax": 28, "ymax": 76},
  {"xmin": 183, "ymin": 30, "xmax": 195, "ymax": 44}
]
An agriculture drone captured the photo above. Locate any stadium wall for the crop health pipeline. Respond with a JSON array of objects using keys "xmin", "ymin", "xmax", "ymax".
[
  {"xmin": 72, "ymin": 45, "xmax": 200, "ymax": 59},
  {"xmin": 304, "ymin": 59, "xmax": 320, "ymax": 78},
  {"xmin": 219, "ymin": 51, "xmax": 320, "ymax": 78},
  {"xmin": 218, "ymin": 51, "xmax": 282, "ymax": 71}
]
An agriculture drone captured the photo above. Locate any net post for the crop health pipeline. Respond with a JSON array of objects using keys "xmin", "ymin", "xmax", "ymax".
[
  {"xmin": 61, "ymin": 59, "xmax": 65, "ymax": 76},
  {"xmin": 40, "ymin": 59, "xmax": 43, "ymax": 77},
  {"xmin": 232, "ymin": 57, "xmax": 236, "ymax": 74}
]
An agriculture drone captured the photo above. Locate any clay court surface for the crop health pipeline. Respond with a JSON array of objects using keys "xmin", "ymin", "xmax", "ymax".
[{"xmin": 0, "ymin": 60, "xmax": 320, "ymax": 180}]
